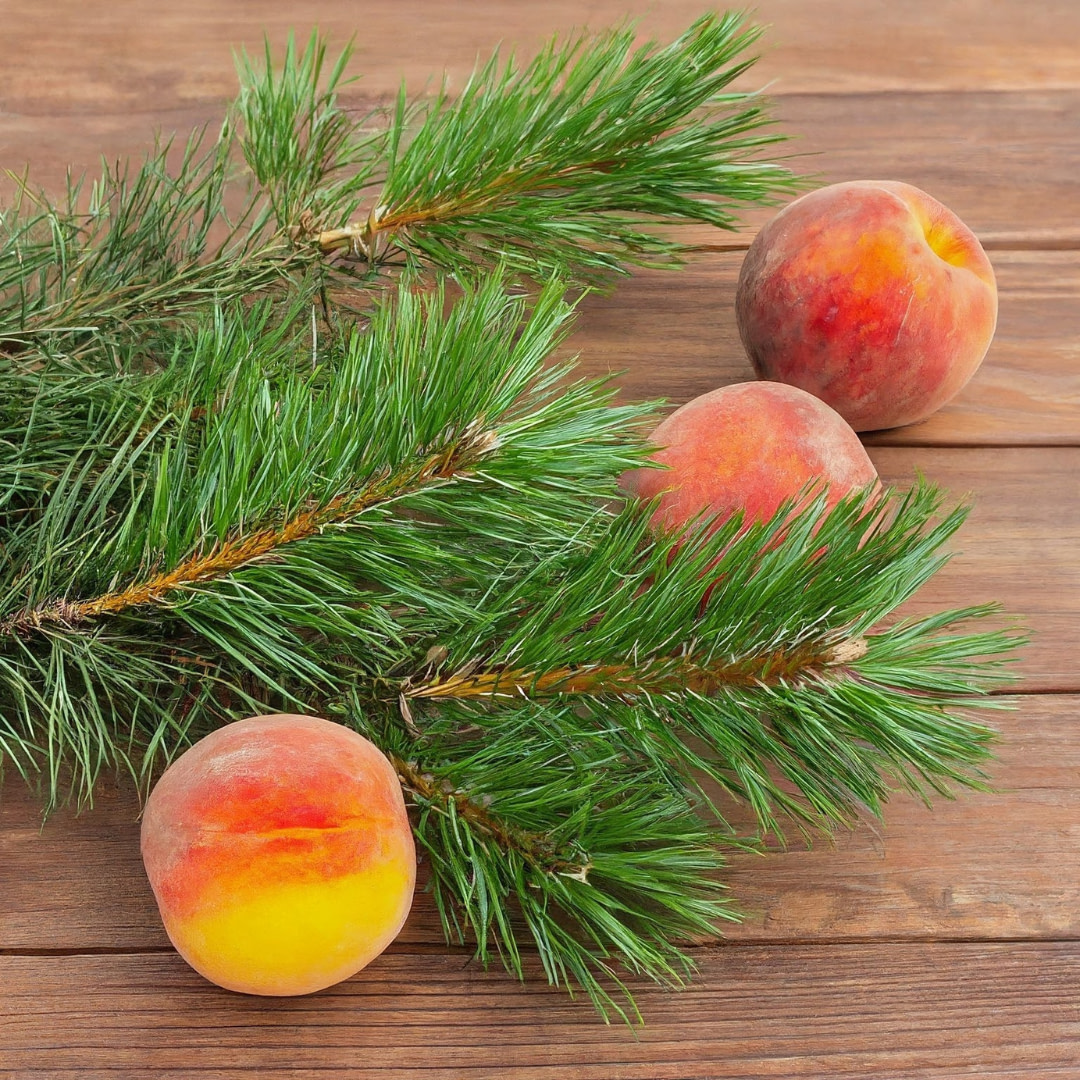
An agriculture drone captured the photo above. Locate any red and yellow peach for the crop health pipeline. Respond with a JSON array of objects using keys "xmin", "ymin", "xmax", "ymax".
[
  {"xmin": 622, "ymin": 381, "xmax": 878, "ymax": 534},
  {"xmin": 735, "ymin": 180, "xmax": 997, "ymax": 431},
  {"xmin": 141, "ymin": 713, "xmax": 415, "ymax": 996}
]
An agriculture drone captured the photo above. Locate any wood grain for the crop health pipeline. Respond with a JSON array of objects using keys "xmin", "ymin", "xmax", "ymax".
[
  {"xmin": 1, "ymin": 0, "xmax": 1078, "ymax": 111},
  {"xmin": 4, "ymin": 92, "xmax": 1079, "ymax": 246},
  {"xmin": 759, "ymin": 91, "xmax": 1080, "ymax": 242},
  {"xmin": 2, "ymin": 10, "xmax": 1080, "ymax": 244},
  {"xmin": 871, "ymin": 447, "xmax": 1079, "ymax": 694},
  {"xmin": 722, "ymin": 696, "xmax": 1080, "ymax": 941},
  {"xmin": 4, "ymin": 944, "xmax": 1079, "ymax": 1077},
  {"xmin": 572, "ymin": 250, "xmax": 1080, "ymax": 446},
  {"xmin": 4, "ymin": 696, "xmax": 1078, "ymax": 953}
]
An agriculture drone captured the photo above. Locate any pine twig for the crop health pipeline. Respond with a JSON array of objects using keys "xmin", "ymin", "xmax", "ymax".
[
  {"xmin": 365, "ymin": 702, "xmax": 738, "ymax": 1022},
  {"xmin": 0, "ymin": 421, "xmax": 499, "ymax": 635},
  {"xmin": 406, "ymin": 639, "xmax": 870, "ymax": 702},
  {"xmin": 290, "ymin": 12, "xmax": 797, "ymax": 281},
  {"xmin": 393, "ymin": 754, "xmax": 591, "ymax": 881}
]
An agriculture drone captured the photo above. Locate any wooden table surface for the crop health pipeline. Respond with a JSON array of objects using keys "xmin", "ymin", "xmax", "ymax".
[{"xmin": 3, "ymin": 2, "xmax": 1079, "ymax": 1076}]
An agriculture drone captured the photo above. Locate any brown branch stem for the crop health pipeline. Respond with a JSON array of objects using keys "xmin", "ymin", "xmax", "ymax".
[
  {"xmin": 315, "ymin": 158, "xmax": 624, "ymax": 262},
  {"xmin": 0, "ymin": 423, "xmax": 499, "ymax": 637},
  {"xmin": 392, "ymin": 754, "xmax": 590, "ymax": 880},
  {"xmin": 406, "ymin": 638, "xmax": 869, "ymax": 702}
]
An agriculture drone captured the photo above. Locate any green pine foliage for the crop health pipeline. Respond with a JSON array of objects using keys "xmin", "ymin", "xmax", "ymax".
[{"xmin": 0, "ymin": 14, "xmax": 1020, "ymax": 1021}]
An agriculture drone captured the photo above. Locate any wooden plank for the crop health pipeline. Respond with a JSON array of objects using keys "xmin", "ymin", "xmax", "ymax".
[
  {"xmin": 4, "ymin": 696, "xmax": 1078, "ymax": 952},
  {"xmin": 750, "ymin": 0, "xmax": 1080, "ymax": 94},
  {"xmin": 573, "ymin": 250, "xmax": 1080, "ymax": 446},
  {"xmin": 0, "ymin": 775, "xmax": 443, "ymax": 954},
  {"xmin": 722, "ymin": 696, "xmax": 1080, "ymax": 941},
  {"xmin": 871, "ymin": 447, "xmax": 1079, "ymax": 694},
  {"xmin": 2, "ymin": 10, "xmax": 1078, "ymax": 242},
  {"xmin": 4, "ymin": 90, "xmax": 1077, "ymax": 242},
  {"xmin": 2, "ymin": 0, "xmax": 1078, "ymax": 116},
  {"xmin": 760, "ymin": 91, "xmax": 1080, "ymax": 242},
  {"xmin": 0, "ymin": 777, "xmax": 169, "ymax": 953},
  {"xmin": 3, "ymin": 944, "xmax": 1080, "ymax": 1077}
]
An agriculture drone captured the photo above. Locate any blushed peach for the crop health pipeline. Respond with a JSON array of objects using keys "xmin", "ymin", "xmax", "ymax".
[
  {"xmin": 736, "ymin": 181, "xmax": 997, "ymax": 431},
  {"xmin": 141, "ymin": 713, "xmax": 415, "ymax": 996},
  {"xmin": 622, "ymin": 381, "xmax": 878, "ymax": 534}
]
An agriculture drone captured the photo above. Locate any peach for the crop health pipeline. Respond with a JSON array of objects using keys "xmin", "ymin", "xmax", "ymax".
[
  {"xmin": 141, "ymin": 714, "xmax": 415, "ymax": 996},
  {"xmin": 622, "ymin": 381, "xmax": 878, "ymax": 534},
  {"xmin": 735, "ymin": 180, "xmax": 998, "ymax": 431}
]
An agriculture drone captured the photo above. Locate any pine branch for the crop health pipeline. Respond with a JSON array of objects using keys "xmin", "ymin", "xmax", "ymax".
[
  {"xmin": 0, "ymin": 272, "xmax": 653, "ymax": 799},
  {"xmin": 364, "ymin": 703, "xmax": 737, "ymax": 1022},
  {"xmin": 393, "ymin": 755, "xmax": 589, "ymax": 879},
  {"xmin": 1, "ymin": 420, "xmax": 499, "ymax": 634},
  {"xmin": 0, "ymin": 273, "xmax": 1020, "ymax": 1003},
  {"xmin": 0, "ymin": 133, "xmax": 296, "ymax": 363},
  {"xmin": 398, "ymin": 483, "xmax": 1020, "ymax": 835},
  {"xmin": 2, "ymin": 13, "xmax": 793, "ymax": 372},
  {"xmin": 0, "ymin": 16, "xmax": 1024, "ymax": 1021},
  {"xmin": 233, "ymin": 32, "xmax": 383, "ymax": 233},
  {"xmin": 306, "ymin": 13, "xmax": 795, "ymax": 281}
]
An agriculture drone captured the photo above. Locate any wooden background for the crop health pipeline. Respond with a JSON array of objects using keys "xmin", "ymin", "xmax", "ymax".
[{"xmin": 2, "ymin": 1, "xmax": 1078, "ymax": 1075}]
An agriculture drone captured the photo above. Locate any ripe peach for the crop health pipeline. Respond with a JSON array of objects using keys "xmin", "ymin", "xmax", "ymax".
[
  {"xmin": 141, "ymin": 714, "xmax": 415, "ymax": 996},
  {"xmin": 735, "ymin": 180, "xmax": 998, "ymax": 431},
  {"xmin": 622, "ymin": 381, "xmax": 878, "ymax": 534}
]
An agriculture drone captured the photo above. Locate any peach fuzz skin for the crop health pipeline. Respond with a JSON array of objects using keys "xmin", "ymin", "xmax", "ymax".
[
  {"xmin": 141, "ymin": 714, "xmax": 416, "ymax": 996},
  {"xmin": 622, "ymin": 381, "xmax": 878, "ymax": 534},
  {"xmin": 735, "ymin": 181, "xmax": 997, "ymax": 432}
]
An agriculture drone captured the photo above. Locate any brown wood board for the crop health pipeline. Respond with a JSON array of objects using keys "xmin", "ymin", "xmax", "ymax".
[
  {"xmin": 572, "ymin": 249, "xmax": 1080, "ymax": 446},
  {"xmin": 4, "ymin": 944, "xmax": 1080, "ymax": 1077},
  {"xmin": 871, "ymin": 447, "xmax": 1078, "ymax": 694},
  {"xmin": 2, "ymin": 0, "xmax": 1079, "ymax": 245},
  {"xmin": 3, "ymin": 696, "xmax": 1078, "ymax": 954},
  {"xmin": 4, "ymin": 88, "xmax": 1079, "ymax": 245},
  {"xmin": 2, "ymin": 0, "xmax": 1079, "ymax": 108}
]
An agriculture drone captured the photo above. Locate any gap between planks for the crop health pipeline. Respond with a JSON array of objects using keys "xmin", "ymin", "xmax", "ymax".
[
  {"xmin": 6, "ymin": 932, "xmax": 1080, "ymax": 961},
  {"xmin": 686, "ymin": 237, "xmax": 1080, "ymax": 253}
]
